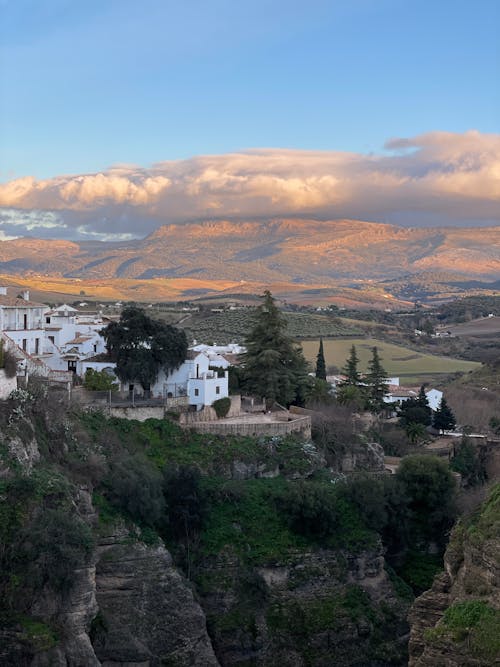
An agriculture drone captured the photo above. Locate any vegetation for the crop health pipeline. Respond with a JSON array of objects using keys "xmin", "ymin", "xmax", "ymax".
[
  {"xmin": 315, "ymin": 338, "xmax": 326, "ymax": 380},
  {"xmin": 365, "ymin": 346, "xmax": 388, "ymax": 412},
  {"xmin": 433, "ymin": 397, "xmax": 456, "ymax": 432},
  {"xmin": 212, "ymin": 396, "xmax": 231, "ymax": 418},
  {"xmin": 425, "ymin": 600, "xmax": 500, "ymax": 661},
  {"xmin": 102, "ymin": 305, "xmax": 188, "ymax": 391},
  {"xmin": 300, "ymin": 337, "xmax": 480, "ymax": 384},
  {"xmin": 240, "ymin": 291, "xmax": 311, "ymax": 406},
  {"xmin": 83, "ymin": 367, "xmax": 118, "ymax": 391}
]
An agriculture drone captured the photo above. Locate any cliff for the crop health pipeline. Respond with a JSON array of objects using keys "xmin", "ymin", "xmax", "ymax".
[
  {"xmin": 408, "ymin": 484, "xmax": 500, "ymax": 666},
  {"xmin": 0, "ymin": 390, "xmax": 428, "ymax": 666}
]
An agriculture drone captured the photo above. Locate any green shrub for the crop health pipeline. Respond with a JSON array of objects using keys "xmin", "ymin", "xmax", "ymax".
[
  {"xmin": 102, "ymin": 454, "xmax": 165, "ymax": 527},
  {"xmin": 19, "ymin": 508, "xmax": 94, "ymax": 592},
  {"xmin": 212, "ymin": 396, "xmax": 231, "ymax": 418},
  {"xmin": 83, "ymin": 368, "xmax": 118, "ymax": 391}
]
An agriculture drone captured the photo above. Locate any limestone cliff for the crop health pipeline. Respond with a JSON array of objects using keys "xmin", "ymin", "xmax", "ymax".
[
  {"xmin": 196, "ymin": 542, "xmax": 410, "ymax": 666},
  {"xmin": 408, "ymin": 484, "xmax": 500, "ymax": 666}
]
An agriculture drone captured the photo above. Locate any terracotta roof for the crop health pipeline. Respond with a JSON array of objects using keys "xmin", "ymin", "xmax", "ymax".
[
  {"xmin": 65, "ymin": 335, "xmax": 93, "ymax": 345},
  {"xmin": 0, "ymin": 295, "xmax": 46, "ymax": 307}
]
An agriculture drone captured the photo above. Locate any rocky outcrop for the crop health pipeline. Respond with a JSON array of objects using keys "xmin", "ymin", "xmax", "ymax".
[
  {"xmin": 408, "ymin": 484, "xmax": 500, "ymax": 666},
  {"xmin": 197, "ymin": 542, "xmax": 410, "ymax": 666},
  {"xmin": 93, "ymin": 526, "xmax": 219, "ymax": 667}
]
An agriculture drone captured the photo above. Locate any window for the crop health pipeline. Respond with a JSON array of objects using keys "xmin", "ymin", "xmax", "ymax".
[
  {"xmin": 93, "ymin": 344, "xmax": 97, "ymax": 353},
  {"xmin": 22, "ymin": 339, "xmax": 27, "ymax": 351},
  {"xmin": 215, "ymin": 386, "xmax": 220, "ymax": 394},
  {"xmin": 35, "ymin": 338, "xmax": 39, "ymax": 355},
  {"xmin": 23, "ymin": 314, "xmax": 28, "ymax": 329},
  {"xmin": 67, "ymin": 360, "xmax": 77, "ymax": 373},
  {"xmin": 48, "ymin": 336, "xmax": 55, "ymax": 344},
  {"xmin": 194, "ymin": 388, "xmax": 199, "ymax": 397},
  {"xmin": 46, "ymin": 316, "xmax": 51, "ymax": 324}
]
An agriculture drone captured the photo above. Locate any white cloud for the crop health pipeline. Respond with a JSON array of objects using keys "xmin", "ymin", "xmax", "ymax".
[{"xmin": 0, "ymin": 130, "xmax": 498, "ymax": 238}]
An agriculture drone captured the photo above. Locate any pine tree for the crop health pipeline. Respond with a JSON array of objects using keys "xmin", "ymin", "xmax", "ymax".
[
  {"xmin": 241, "ymin": 291, "xmax": 310, "ymax": 406},
  {"xmin": 342, "ymin": 345, "xmax": 361, "ymax": 386},
  {"xmin": 315, "ymin": 337, "xmax": 327, "ymax": 380},
  {"xmin": 433, "ymin": 397, "xmax": 456, "ymax": 433},
  {"xmin": 365, "ymin": 346, "xmax": 388, "ymax": 413},
  {"xmin": 416, "ymin": 385, "xmax": 432, "ymax": 426}
]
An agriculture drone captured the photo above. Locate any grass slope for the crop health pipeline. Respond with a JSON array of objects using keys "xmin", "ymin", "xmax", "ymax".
[{"xmin": 301, "ymin": 338, "xmax": 480, "ymax": 383}]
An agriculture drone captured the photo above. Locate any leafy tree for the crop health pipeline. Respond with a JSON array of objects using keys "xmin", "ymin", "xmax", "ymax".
[
  {"xmin": 395, "ymin": 455, "xmax": 456, "ymax": 547},
  {"xmin": 103, "ymin": 454, "xmax": 166, "ymax": 527},
  {"xmin": 341, "ymin": 344, "xmax": 361, "ymax": 386},
  {"xmin": 450, "ymin": 437, "xmax": 485, "ymax": 487},
  {"xmin": 277, "ymin": 481, "xmax": 339, "ymax": 539},
  {"xmin": 83, "ymin": 368, "xmax": 118, "ymax": 391},
  {"xmin": 365, "ymin": 346, "xmax": 388, "ymax": 413},
  {"xmin": 336, "ymin": 383, "xmax": 365, "ymax": 410},
  {"xmin": 241, "ymin": 291, "xmax": 310, "ymax": 406},
  {"xmin": 315, "ymin": 337, "xmax": 327, "ymax": 380},
  {"xmin": 102, "ymin": 305, "xmax": 188, "ymax": 391},
  {"xmin": 433, "ymin": 397, "xmax": 456, "ymax": 432}
]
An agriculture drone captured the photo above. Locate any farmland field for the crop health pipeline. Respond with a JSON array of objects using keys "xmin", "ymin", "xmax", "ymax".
[
  {"xmin": 301, "ymin": 338, "xmax": 481, "ymax": 384},
  {"xmin": 444, "ymin": 316, "xmax": 500, "ymax": 337},
  {"xmin": 182, "ymin": 310, "xmax": 362, "ymax": 344}
]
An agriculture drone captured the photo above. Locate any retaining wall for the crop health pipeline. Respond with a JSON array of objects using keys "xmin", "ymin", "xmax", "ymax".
[{"xmin": 182, "ymin": 415, "xmax": 311, "ymax": 439}]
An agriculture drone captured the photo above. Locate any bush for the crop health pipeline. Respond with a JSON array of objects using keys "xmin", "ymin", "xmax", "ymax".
[
  {"xmin": 103, "ymin": 454, "xmax": 166, "ymax": 527},
  {"xmin": 277, "ymin": 482, "xmax": 339, "ymax": 540},
  {"xmin": 83, "ymin": 368, "xmax": 118, "ymax": 391},
  {"xmin": 212, "ymin": 396, "xmax": 231, "ymax": 418},
  {"xmin": 3, "ymin": 350, "xmax": 18, "ymax": 378},
  {"xmin": 19, "ymin": 509, "xmax": 94, "ymax": 592}
]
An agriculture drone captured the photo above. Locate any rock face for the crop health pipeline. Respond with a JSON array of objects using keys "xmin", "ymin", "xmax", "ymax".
[
  {"xmin": 197, "ymin": 542, "xmax": 410, "ymax": 666},
  {"xmin": 93, "ymin": 527, "xmax": 219, "ymax": 667},
  {"xmin": 408, "ymin": 484, "xmax": 500, "ymax": 666}
]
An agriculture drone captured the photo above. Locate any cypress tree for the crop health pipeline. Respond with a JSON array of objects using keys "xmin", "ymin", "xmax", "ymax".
[
  {"xmin": 365, "ymin": 346, "xmax": 388, "ymax": 413},
  {"xmin": 342, "ymin": 345, "xmax": 361, "ymax": 386},
  {"xmin": 315, "ymin": 337, "xmax": 327, "ymax": 380}
]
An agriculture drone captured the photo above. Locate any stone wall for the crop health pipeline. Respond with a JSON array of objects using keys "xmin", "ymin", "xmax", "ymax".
[
  {"xmin": 183, "ymin": 416, "xmax": 311, "ymax": 439},
  {"xmin": 108, "ymin": 406, "xmax": 166, "ymax": 421},
  {"xmin": 179, "ymin": 395, "xmax": 241, "ymax": 424}
]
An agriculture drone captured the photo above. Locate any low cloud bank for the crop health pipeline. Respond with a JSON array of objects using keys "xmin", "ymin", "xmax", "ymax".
[{"xmin": 0, "ymin": 130, "xmax": 498, "ymax": 239}]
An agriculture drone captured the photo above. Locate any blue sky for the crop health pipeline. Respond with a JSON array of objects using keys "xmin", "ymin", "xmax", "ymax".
[{"xmin": 1, "ymin": 0, "xmax": 498, "ymax": 181}]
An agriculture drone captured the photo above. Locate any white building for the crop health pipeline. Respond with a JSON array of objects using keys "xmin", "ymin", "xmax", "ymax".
[
  {"xmin": 123, "ymin": 350, "xmax": 229, "ymax": 410},
  {"xmin": 0, "ymin": 288, "xmax": 46, "ymax": 356}
]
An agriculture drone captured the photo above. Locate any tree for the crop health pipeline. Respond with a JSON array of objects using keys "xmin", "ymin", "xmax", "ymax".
[
  {"xmin": 416, "ymin": 385, "xmax": 432, "ymax": 424},
  {"xmin": 433, "ymin": 397, "xmax": 456, "ymax": 433},
  {"xmin": 395, "ymin": 454, "xmax": 456, "ymax": 548},
  {"xmin": 83, "ymin": 368, "xmax": 118, "ymax": 392},
  {"xmin": 315, "ymin": 338, "xmax": 327, "ymax": 380},
  {"xmin": 404, "ymin": 421, "xmax": 427, "ymax": 444},
  {"xmin": 240, "ymin": 291, "xmax": 310, "ymax": 406},
  {"xmin": 365, "ymin": 346, "xmax": 388, "ymax": 413},
  {"xmin": 102, "ymin": 305, "xmax": 188, "ymax": 392},
  {"xmin": 399, "ymin": 391, "xmax": 432, "ymax": 429},
  {"xmin": 342, "ymin": 345, "xmax": 361, "ymax": 386}
]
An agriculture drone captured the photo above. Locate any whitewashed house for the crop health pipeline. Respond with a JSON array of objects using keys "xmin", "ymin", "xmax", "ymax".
[
  {"xmin": 0, "ymin": 288, "xmax": 47, "ymax": 356},
  {"xmin": 122, "ymin": 350, "xmax": 229, "ymax": 410}
]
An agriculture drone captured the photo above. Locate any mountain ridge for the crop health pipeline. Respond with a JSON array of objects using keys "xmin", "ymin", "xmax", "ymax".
[{"xmin": 0, "ymin": 219, "xmax": 498, "ymax": 295}]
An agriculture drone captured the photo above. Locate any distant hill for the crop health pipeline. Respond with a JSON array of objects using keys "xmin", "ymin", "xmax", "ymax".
[{"xmin": 0, "ymin": 219, "xmax": 498, "ymax": 303}]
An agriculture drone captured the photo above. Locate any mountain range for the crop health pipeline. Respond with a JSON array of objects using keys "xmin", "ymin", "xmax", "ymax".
[{"xmin": 0, "ymin": 219, "xmax": 498, "ymax": 304}]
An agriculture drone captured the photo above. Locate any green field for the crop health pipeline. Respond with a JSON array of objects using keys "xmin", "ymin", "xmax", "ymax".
[{"xmin": 301, "ymin": 338, "xmax": 481, "ymax": 384}]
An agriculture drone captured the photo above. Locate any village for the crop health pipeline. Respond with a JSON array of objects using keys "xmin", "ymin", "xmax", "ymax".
[{"xmin": 0, "ymin": 285, "xmax": 497, "ymax": 481}]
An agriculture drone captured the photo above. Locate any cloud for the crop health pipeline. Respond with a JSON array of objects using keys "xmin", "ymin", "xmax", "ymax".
[{"xmin": 0, "ymin": 130, "xmax": 499, "ymax": 239}]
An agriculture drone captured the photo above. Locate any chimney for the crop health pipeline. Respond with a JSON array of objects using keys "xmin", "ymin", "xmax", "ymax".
[
  {"xmin": 0, "ymin": 287, "xmax": 6, "ymax": 295},
  {"xmin": 22, "ymin": 290, "xmax": 30, "ymax": 301}
]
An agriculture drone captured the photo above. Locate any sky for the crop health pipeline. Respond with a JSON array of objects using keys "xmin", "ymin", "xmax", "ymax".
[{"xmin": 0, "ymin": 0, "xmax": 499, "ymax": 239}]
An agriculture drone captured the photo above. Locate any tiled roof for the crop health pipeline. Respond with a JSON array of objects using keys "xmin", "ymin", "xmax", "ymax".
[{"xmin": 0, "ymin": 295, "xmax": 46, "ymax": 307}]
